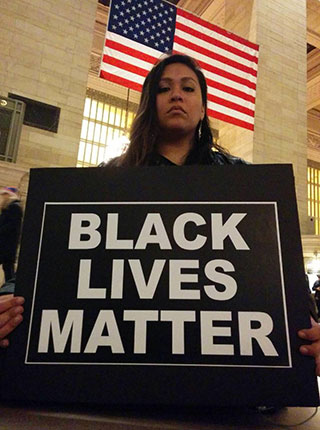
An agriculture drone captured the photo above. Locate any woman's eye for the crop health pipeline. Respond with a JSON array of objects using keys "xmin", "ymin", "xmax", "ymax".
[
  {"xmin": 184, "ymin": 86, "xmax": 195, "ymax": 92},
  {"xmin": 158, "ymin": 87, "xmax": 169, "ymax": 93}
]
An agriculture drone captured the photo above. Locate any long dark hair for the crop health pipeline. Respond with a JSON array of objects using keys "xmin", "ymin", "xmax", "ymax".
[{"xmin": 116, "ymin": 53, "xmax": 226, "ymax": 166}]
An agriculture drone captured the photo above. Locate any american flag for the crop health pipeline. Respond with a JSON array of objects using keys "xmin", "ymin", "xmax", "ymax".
[{"xmin": 100, "ymin": 0, "xmax": 259, "ymax": 131}]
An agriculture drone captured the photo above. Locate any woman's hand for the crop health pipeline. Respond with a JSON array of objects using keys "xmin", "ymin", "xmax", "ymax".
[
  {"xmin": 0, "ymin": 294, "xmax": 24, "ymax": 348},
  {"xmin": 298, "ymin": 317, "xmax": 320, "ymax": 376}
]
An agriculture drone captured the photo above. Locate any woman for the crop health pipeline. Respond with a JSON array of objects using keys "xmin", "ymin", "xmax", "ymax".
[
  {"xmin": 1, "ymin": 54, "xmax": 320, "ymax": 376},
  {"xmin": 101, "ymin": 53, "xmax": 244, "ymax": 168}
]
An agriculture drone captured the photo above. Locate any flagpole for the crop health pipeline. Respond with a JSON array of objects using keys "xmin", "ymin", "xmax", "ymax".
[{"xmin": 125, "ymin": 88, "xmax": 130, "ymax": 133}]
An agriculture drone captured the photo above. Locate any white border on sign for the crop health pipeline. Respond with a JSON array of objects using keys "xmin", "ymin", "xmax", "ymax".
[{"xmin": 25, "ymin": 201, "xmax": 291, "ymax": 368}]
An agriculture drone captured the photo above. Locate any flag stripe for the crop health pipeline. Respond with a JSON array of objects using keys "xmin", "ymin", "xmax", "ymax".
[
  {"xmin": 105, "ymin": 36, "xmax": 158, "ymax": 65},
  {"xmin": 100, "ymin": 70, "xmax": 143, "ymax": 92},
  {"xmin": 208, "ymin": 101, "xmax": 254, "ymax": 124},
  {"xmin": 101, "ymin": 63, "xmax": 145, "ymax": 85},
  {"xmin": 103, "ymin": 55, "xmax": 149, "ymax": 79},
  {"xmin": 173, "ymin": 45, "xmax": 257, "ymax": 90},
  {"xmin": 176, "ymin": 21, "xmax": 258, "ymax": 66},
  {"xmin": 178, "ymin": 8, "xmax": 259, "ymax": 52},
  {"xmin": 174, "ymin": 34, "xmax": 257, "ymax": 78},
  {"xmin": 206, "ymin": 78, "xmax": 255, "ymax": 104},
  {"xmin": 207, "ymin": 94, "xmax": 254, "ymax": 117},
  {"xmin": 209, "ymin": 108, "xmax": 254, "ymax": 131}
]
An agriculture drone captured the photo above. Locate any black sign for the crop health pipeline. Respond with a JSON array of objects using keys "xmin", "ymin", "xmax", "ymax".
[{"xmin": 1, "ymin": 165, "xmax": 319, "ymax": 406}]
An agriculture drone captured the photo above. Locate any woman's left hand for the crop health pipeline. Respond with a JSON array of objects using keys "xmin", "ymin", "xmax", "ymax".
[{"xmin": 298, "ymin": 317, "xmax": 320, "ymax": 376}]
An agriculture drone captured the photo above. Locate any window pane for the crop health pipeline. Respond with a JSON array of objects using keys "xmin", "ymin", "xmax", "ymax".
[
  {"xmin": 91, "ymin": 145, "xmax": 98, "ymax": 165},
  {"xmin": 96, "ymin": 102, "xmax": 104, "ymax": 122},
  {"xmin": 80, "ymin": 119, "xmax": 88, "ymax": 140},
  {"xmin": 94, "ymin": 123, "xmax": 101, "ymax": 143},
  {"xmin": 84, "ymin": 143, "xmax": 92, "ymax": 163},
  {"xmin": 78, "ymin": 140, "xmax": 85, "ymax": 162},
  {"xmin": 84, "ymin": 98, "xmax": 91, "ymax": 117},
  {"xmin": 87, "ymin": 121, "xmax": 95, "ymax": 141},
  {"xmin": 78, "ymin": 89, "xmax": 138, "ymax": 168},
  {"xmin": 90, "ymin": 100, "xmax": 97, "ymax": 119}
]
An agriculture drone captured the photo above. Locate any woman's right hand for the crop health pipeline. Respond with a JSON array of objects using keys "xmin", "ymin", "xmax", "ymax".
[{"xmin": 0, "ymin": 294, "xmax": 24, "ymax": 348}]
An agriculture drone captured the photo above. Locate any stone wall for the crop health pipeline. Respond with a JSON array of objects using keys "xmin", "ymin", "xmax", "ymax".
[
  {"xmin": 0, "ymin": 0, "xmax": 97, "ymax": 169},
  {"xmin": 218, "ymin": 0, "xmax": 308, "ymax": 234}
]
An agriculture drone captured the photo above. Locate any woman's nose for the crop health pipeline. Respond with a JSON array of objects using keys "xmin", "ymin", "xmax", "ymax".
[{"xmin": 170, "ymin": 87, "xmax": 183, "ymax": 101}]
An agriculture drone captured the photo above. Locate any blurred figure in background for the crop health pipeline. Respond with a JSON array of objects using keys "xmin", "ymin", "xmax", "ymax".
[
  {"xmin": 312, "ymin": 273, "xmax": 320, "ymax": 320},
  {"xmin": 0, "ymin": 187, "xmax": 23, "ymax": 282}
]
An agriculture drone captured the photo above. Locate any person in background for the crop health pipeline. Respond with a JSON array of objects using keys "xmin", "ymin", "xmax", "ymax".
[
  {"xmin": 0, "ymin": 187, "xmax": 22, "ymax": 282},
  {"xmin": 312, "ymin": 273, "xmax": 320, "ymax": 319},
  {"xmin": 1, "ymin": 53, "xmax": 320, "ymax": 376}
]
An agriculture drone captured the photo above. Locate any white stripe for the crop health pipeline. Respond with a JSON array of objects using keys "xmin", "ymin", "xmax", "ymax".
[
  {"xmin": 177, "ymin": 14, "xmax": 259, "ymax": 59},
  {"xmin": 203, "ymin": 67, "xmax": 256, "ymax": 99},
  {"xmin": 104, "ymin": 46, "xmax": 155, "ymax": 72},
  {"xmin": 100, "ymin": 63, "xmax": 145, "ymax": 86},
  {"xmin": 208, "ymin": 100, "xmax": 254, "ymax": 124},
  {"xmin": 107, "ymin": 31, "xmax": 164, "ymax": 60},
  {"xmin": 208, "ymin": 87, "xmax": 255, "ymax": 112},
  {"xmin": 173, "ymin": 41, "xmax": 257, "ymax": 85},
  {"xmin": 175, "ymin": 28, "xmax": 258, "ymax": 72}
]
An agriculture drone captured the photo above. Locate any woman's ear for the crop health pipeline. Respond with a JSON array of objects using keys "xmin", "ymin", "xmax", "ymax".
[{"xmin": 200, "ymin": 105, "xmax": 205, "ymax": 121}]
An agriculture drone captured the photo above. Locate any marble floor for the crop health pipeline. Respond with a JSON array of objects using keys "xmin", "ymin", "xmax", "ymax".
[{"xmin": 0, "ymin": 401, "xmax": 320, "ymax": 430}]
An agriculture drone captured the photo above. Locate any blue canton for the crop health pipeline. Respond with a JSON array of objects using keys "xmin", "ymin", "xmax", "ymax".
[{"xmin": 108, "ymin": 0, "xmax": 177, "ymax": 53}]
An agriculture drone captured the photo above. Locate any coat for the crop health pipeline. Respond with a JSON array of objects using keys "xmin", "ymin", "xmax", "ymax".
[{"xmin": 0, "ymin": 199, "xmax": 23, "ymax": 262}]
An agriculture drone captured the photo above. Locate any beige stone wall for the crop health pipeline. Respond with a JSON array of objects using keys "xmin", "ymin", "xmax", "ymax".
[
  {"xmin": 253, "ymin": 0, "xmax": 308, "ymax": 233},
  {"xmin": 218, "ymin": 0, "xmax": 308, "ymax": 233},
  {"xmin": 0, "ymin": 0, "xmax": 97, "ymax": 169}
]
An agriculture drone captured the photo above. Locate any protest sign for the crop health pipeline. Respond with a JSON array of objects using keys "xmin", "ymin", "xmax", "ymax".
[{"xmin": 1, "ymin": 165, "xmax": 318, "ymax": 406}]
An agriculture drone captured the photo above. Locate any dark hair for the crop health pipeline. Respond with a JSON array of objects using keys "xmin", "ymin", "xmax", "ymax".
[{"xmin": 115, "ymin": 53, "xmax": 226, "ymax": 166}]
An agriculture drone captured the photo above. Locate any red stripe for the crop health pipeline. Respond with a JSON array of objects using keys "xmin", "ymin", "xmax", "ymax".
[
  {"xmin": 176, "ymin": 21, "xmax": 258, "ymax": 64},
  {"xmin": 171, "ymin": 47, "xmax": 256, "ymax": 90},
  {"xmin": 103, "ymin": 55, "xmax": 149, "ymax": 78},
  {"xmin": 174, "ymin": 35, "xmax": 257, "ymax": 77},
  {"xmin": 99, "ymin": 70, "xmax": 143, "ymax": 92},
  {"xmin": 177, "ymin": 8, "xmax": 259, "ymax": 52},
  {"xmin": 207, "ymin": 94, "xmax": 254, "ymax": 117},
  {"xmin": 105, "ymin": 37, "xmax": 158, "ymax": 65},
  {"xmin": 208, "ymin": 108, "xmax": 254, "ymax": 131},
  {"xmin": 206, "ymin": 77, "xmax": 255, "ymax": 104},
  {"xmin": 196, "ymin": 57, "xmax": 256, "ymax": 90}
]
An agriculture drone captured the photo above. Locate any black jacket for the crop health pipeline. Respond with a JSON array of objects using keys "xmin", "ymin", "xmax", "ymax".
[
  {"xmin": 99, "ymin": 150, "xmax": 248, "ymax": 167},
  {"xmin": 0, "ymin": 200, "xmax": 23, "ymax": 261}
]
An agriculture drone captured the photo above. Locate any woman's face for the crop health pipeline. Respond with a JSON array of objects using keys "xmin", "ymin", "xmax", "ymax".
[{"xmin": 156, "ymin": 62, "xmax": 205, "ymax": 139}]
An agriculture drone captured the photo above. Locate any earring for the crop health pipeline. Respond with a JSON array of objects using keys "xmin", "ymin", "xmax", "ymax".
[{"xmin": 198, "ymin": 120, "xmax": 202, "ymax": 141}]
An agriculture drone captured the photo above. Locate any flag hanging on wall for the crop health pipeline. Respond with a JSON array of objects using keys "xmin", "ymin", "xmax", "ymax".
[{"xmin": 99, "ymin": 0, "xmax": 259, "ymax": 131}]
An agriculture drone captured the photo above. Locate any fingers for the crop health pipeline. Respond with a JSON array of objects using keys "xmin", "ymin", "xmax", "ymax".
[
  {"xmin": 298, "ymin": 318, "xmax": 320, "ymax": 376},
  {"xmin": 0, "ymin": 296, "xmax": 25, "ymax": 341},
  {"xmin": 0, "ymin": 295, "xmax": 24, "ymax": 313},
  {"xmin": 298, "ymin": 317, "xmax": 320, "ymax": 341}
]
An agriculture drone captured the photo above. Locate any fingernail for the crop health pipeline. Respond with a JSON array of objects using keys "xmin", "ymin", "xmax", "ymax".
[
  {"xmin": 13, "ymin": 315, "xmax": 23, "ymax": 324},
  {"xmin": 299, "ymin": 331, "xmax": 307, "ymax": 339},
  {"xmin": 13, "ymin": 306, "xmax": 23, "ymax": 315},
  {"xmin": 300, "ymin": 346, "xmax": 309, "ymax": 354},
  {"xmin": 15, "ymin": 297, "xmax": 25, "ymax": 305}
]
